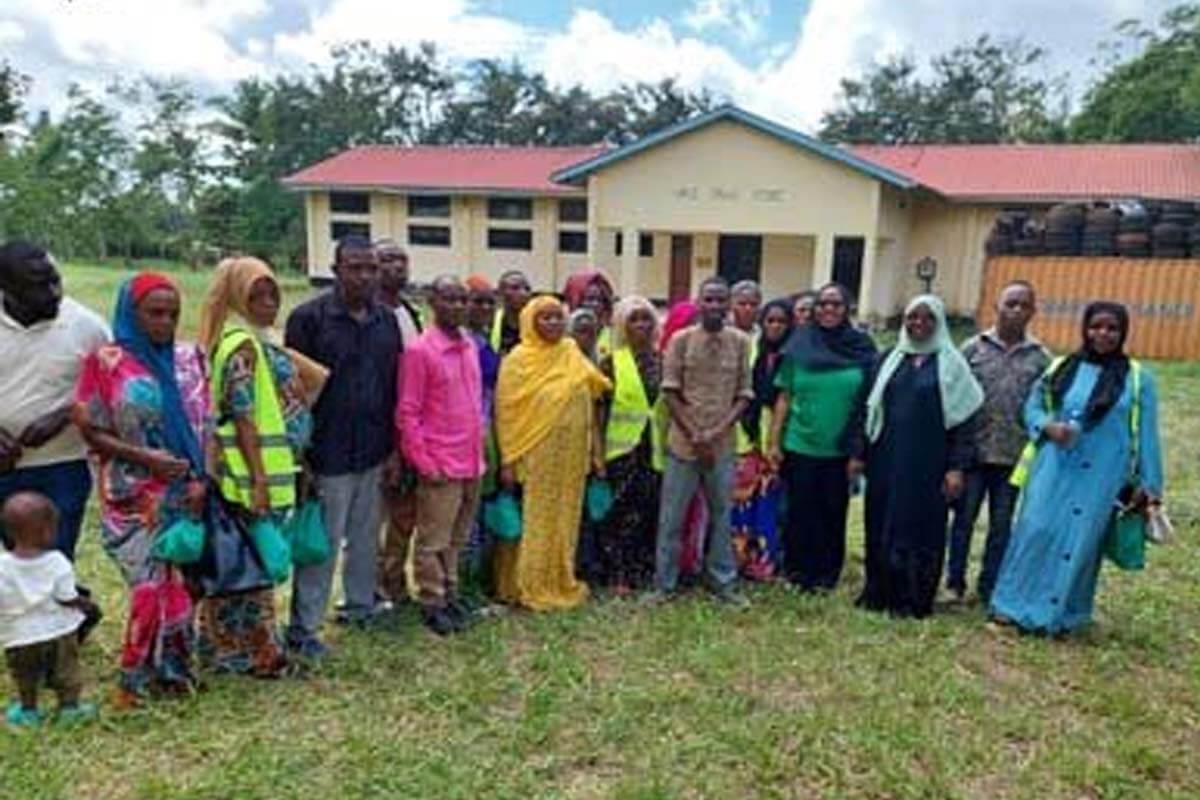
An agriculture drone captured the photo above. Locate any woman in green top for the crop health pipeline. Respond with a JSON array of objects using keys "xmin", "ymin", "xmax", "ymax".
[{"xmin": 767, "ymin": 283, "xmax": 876, "ymax": 592}]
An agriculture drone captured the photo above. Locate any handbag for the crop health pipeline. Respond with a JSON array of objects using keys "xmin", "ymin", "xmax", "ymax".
[
  {"xmin": 284, "ymin": 499, "xmax": 332, "ymax": 567},
  {"xmin": 484, "ymin": 491, "xmax": 522, "ymax": 542},
  {"xmin": 585, "ymin": 478, "xmax": 614, "ymax": 522},
  {"xmin": 250, "ymin": 517, "xmax": 292, "ymax": 585},
  {"xmin": 151, "ymin": 516, "xmax": 206, "ymax": 565},
  {"xmin": 1103, "ymin": 505, "xmax": 1146, "ymax": 571},
  {"xmin": 193, "ymin": 492, "xmax": 274, "ymax": 597}
]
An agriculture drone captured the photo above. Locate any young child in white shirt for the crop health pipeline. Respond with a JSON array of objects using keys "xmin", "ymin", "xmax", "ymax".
[{"xmin": 1, "ymin": 492, "xmax": 97, "ymax": 727}]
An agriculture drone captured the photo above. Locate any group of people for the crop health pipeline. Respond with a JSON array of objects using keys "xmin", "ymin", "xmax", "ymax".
[{"xmin": 0, "ymin": 233, "xmax": 1164, "ymax": 727}]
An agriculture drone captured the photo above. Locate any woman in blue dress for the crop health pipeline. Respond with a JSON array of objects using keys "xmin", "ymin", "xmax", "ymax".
[{"xmin": 989, "ymin": 302, "xmax": 1163, "ymax": 635}]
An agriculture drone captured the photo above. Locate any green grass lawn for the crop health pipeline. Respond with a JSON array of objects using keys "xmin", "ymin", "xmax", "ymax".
[{"xmin": 1, "ymin": 263, "xmax": 1198, "ymax": 799}]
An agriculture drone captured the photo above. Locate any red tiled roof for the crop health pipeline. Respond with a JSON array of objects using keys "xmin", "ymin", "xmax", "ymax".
[
  {"xmin": 282, "ymin": 144, "xmax": 606, "ymax": 195},
  {"xmin": 850, "ymin": 143, "xmax": 1200, "ymax": 202}
]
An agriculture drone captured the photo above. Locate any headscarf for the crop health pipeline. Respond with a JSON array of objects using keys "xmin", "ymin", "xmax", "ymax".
[
  {"xmin": 567, "ymin": 307, "xmax": 599, "ymax": 362},
  {"xmin": 865, "ymin": 294, "xmax": 983, "ymax": 443},
  {"xmin": 562, "ymin": 268, "xmax": 615, "ymax": 311},
  {"xmin": 611, "ymin": 295, "xmax": 659, "ymax": 352},
  {"xmin": 197, "ymin": 257, "xmax": 329, "ymax": 400},
  {"xmin": 1048, "ymin": 301, "xmax": 1131, "ymax": 429},
  {"xmin": 784, "ymin": 283, "xmax": 876, "ymax": 371},
  {"xmin": 495, "ymin": 295, "xmax": 611, "ymax": 465},
  {"xmin": 742, "ymin": 298, "xmax": 795, "ymax": 441},
  {"xmin": 659, "ymin": 300, "xmax": 698, "ymax": 353},
  {"xmin": 464, "ymin": 273, "xmax": 493, "ymax": 293},
  {"xmin": 112, "ymin": 273, "xmax": 205, "ymax": 471}
]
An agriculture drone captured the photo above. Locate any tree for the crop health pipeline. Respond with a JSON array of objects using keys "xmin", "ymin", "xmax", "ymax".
[
  {"xmin": 1071, "ymin": 4, "xmax": 1200, "ymax": 142},
  {"xmin": 819, "ymin": 36, "xmax": 1067, "ymax": 144},
  {"xmin": 0, "ymin": 60, "xmax": 27, "ymax": 129}
]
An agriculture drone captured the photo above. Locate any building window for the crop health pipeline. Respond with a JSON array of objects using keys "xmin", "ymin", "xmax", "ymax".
[
  {"xmin": 615, "ymin": 232, "xmax": 654, "ymax": 257},
  {"xmin": 331, "ymin": 221, "xmax": 371, "ymax": 243},
  {"xmin": 488, "ymin": 228, "xmax": 533, "ymax": 251},
  {"xmin": 558, "ymin": 198, "xmax": 588, "ymax": 223},
  {"xmin": 408, "ymin": 225, "xmax": 451, "ymax": 247},
  {"xmin": 330, "ymin": 192, "xmax": 370, "ymax": 214},
  {"xmin": 558, "ymin": 231, "xmax": 587, "ymax": 254},
  {"xmin": 408, "ymin": 195, "xmax": 451, "ymax": 218},
  {"xmin": 488, "ymin": 197, "xmax": 533, "ymax": 221}
]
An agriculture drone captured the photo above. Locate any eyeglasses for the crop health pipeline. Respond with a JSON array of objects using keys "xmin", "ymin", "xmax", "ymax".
[{"xmin": 816, "ymin": 299, "xmax": 845, "ymax": 308}]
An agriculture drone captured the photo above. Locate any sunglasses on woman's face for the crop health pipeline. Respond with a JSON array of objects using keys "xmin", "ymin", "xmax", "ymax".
[{"xmin": 816, "ymin": 299, "xmax": 845, "ymax": 308}]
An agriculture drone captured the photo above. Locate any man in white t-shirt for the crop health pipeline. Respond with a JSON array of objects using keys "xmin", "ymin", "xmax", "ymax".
[{"xmin": 0, "ymin": 241, "xmax": 110, "ymax": 559}]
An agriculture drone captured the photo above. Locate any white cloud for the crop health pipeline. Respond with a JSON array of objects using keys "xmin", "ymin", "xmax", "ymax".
[
  {"xmin": 684, "ymin": 0, "xmax": 769, "ymax": 43},
  {"xmin": 3, "ymin": 0, "xmax": 1183, "ymax": 133}
]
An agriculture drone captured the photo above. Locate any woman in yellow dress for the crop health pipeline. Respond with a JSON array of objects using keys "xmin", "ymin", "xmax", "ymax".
[{"xmin": 494, "ymin": 295, "xmax": 611, "ymax": 610}]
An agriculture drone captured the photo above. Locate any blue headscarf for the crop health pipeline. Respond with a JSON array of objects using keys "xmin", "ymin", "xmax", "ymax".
[{"xmin": 112, "ymin": 275, "xmax": 205, "ymax": 472}]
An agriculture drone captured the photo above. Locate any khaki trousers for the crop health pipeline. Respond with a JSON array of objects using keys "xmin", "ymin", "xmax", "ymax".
[
  {"xmin": 378, "ymin": 485, "xmax": 418, "ymax": 603},
  {"xmin": 414, "ymin": 477, "xmax": 481, "ymax": 608}
]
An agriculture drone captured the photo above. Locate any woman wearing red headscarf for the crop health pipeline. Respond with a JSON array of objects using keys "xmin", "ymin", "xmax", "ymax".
[
  {"xmin": 74, "ymin": 272, "xmax": 209, "ymax": 706},
  {"xmin": 562, "ymin": 268, "xmax": 616, "ymax": 359}
]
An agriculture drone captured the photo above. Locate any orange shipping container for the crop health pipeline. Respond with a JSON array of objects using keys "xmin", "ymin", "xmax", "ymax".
[{"xmin": 977, "ymin": 257, "xmax": 1200, "ymax": 361}]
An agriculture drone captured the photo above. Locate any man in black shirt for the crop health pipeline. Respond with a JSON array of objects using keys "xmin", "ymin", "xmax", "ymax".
[{"xmin": 283, "ymin": 236, "xmax": 401, "ymax": 657}]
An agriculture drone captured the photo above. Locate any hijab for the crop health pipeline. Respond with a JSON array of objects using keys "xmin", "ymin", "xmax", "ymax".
[
  {"xmin": 610, "ymin": 295, "xmax": 658, "ymax": 352},
  {"xmin": 495, "ymin": 295, "xmax": 611, "ymax": 465},
  {"xmin": 865, "ymin": 294, "xmax": 983, "ymax": 443},
  {"xmin": 562, "ymin": 268, "xmax": 615, "ymax": 312},
  {"xmin": 784, "ymin": 283, "xmax": 876, "ymax": 371},
  {"xmin": 1048, "ymin": 301, "xmax": 1131, "ymax": 428},
  {"xmin": 742, "ymin": 298, "xmax": 795, "ymax": 441},
  {"xmin": 197, "ymin": 257, "xmax": 328, "ymax": 401},
  {"xmin": 567, "ymin": 307, "xmax": 600, "ymax": 362},
  {"xmin": 112, "ymin": 273, "xmax": 205, "ymax": 472},
  {"xmin": 660, "ymin": 300, "xmax": 698, "ymax": 353}
]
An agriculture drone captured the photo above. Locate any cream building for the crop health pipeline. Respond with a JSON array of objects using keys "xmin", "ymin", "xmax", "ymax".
[{"xmin": 283, "ymin": 105, "xmax": 1199, "ymax": 318}]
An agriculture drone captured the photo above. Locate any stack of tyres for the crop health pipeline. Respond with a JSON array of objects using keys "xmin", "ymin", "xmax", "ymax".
[
  {"xmin": 1116, "ymin": 202, "xmax": 1151, "ymax": 258},
  {"xmin": 1080, "ymin": 206, "xmax": 1118, "ymax": 256},
  {"xmin": 1043, "ymin": 203, "xmax": 1083, "ymax": 256},
  {"xmin": 1152, "ymin": 201, "xmax": 1193, "ymax": 258},
  {"xmin": 1011, "ymin": 217, "xmax": 1043, "ymax": 256},
  {"xmin": 1190, "ymin": 222, "xmax": 1200, "ymax": 258}
]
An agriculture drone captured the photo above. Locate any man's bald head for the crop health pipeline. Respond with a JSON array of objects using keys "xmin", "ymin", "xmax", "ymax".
[{"xmin": 1, "ymin": 491, "xmax": 58, "ymax": 551}]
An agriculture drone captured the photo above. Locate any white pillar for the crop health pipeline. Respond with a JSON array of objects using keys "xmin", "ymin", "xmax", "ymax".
[
  {"xmin": 620, "ymin": 224, "xmax": 640, "ymax": 297},
  {"xmin": 812, "ymin": 233, "xmax": 834, "ymax": 288},
  {"xmin": 858, "ymin": 235, "xmax": 880, "ymax": 319}
]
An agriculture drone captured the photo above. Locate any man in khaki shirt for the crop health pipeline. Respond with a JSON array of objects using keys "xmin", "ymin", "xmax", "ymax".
[{"xmin": 651, "ymin": 277, "xmax": 753, "ymax": 605}]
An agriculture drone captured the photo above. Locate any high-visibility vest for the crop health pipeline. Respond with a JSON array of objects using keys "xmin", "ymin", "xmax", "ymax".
[
  {"xmin": 735, "ymin": 328, "xmax": 760, "ymax": 455},
  {"xmin": 606, "ymin": 346, "xmax": 665, "ymax": 472},
  {"xmin": 597, "ymin": 326, "xmax": 613, "ymax": 360},
  {"xmin": 211, "ymin": 326, "xmax": 298, "ymax": 509},
  {"xmin": 1010, "ymin": 356, "xmax": 1142, "ymax": 488},
  {"xmin": 490, "ymin": 311, "xmax": 506, "ymax": 352}
]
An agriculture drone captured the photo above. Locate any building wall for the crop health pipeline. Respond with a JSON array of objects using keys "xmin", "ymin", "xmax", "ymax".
[
  {"xmin": 899, "ymin": 200, "xmax": 1003, "ymax": 315},
  {"xmin": 306, "ymin": 190, "xmax": 589, "ymax": 290},
  {"xmin": 761, "ymin": 235, "xmax": 814, "ymax": 300}
]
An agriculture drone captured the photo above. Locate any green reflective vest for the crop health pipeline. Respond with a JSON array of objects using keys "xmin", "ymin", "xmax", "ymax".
[
  {"xmin": 1010, "ymin": 355, "xmax": 1142, "ymax": 488},
  {"xmin": 735, "ymin": 328, "xmax": 760, "ymax": 455},
  {"xmin": 211, "ymin": 326, "xmax": 297, "ymax": 509},
  {"xmin": 606, "ymin": 346, "xmax": 665, "ymax": 472}
]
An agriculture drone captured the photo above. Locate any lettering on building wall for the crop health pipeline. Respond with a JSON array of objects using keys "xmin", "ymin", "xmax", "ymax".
[
  {"xmin": 1040, "ymin": 298, "xmax": 1196, "ymax": 319},
  {"xmin": 672, "ymin": 186, "xmax": 787, "ymax": 204}
]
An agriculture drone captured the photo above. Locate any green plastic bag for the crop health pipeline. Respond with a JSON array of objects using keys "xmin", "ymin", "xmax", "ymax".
[
  {"xmin": 250, "ymin": 517, "xmax": 292, "ymax": 584},
  {"xmin": 285, "ymin": 500, "xmax": 332, "ymax": 567},
  {"xmin": 151, "ymin": 517, "xmax": 205, "ymax": 565},
  {"xmin": 484, "ymin": 492, "xmax": 522, "ymax": 542},
  {"xmin": 1103, "ymin": 508, "xmax": 1146, "ymax": 571},
  {"xmin": 585, "ymin": 478, "xmax": 614, "ymax": 522}
]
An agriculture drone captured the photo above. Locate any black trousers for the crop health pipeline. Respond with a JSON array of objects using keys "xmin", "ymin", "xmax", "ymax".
[{"xmin": 781, "ymin": 452, "xmax": 850, "ymax": 591}]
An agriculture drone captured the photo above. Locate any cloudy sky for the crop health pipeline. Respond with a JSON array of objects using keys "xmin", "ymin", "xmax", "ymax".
[{"xmin": 0, "ymin": 0, "xmax": 1177, "ymax": 130}]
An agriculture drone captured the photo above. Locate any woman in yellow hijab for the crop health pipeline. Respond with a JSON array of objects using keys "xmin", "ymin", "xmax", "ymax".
[{"xmin": 494, "ymin": 295, "xmax": 611, "ymax": 610}]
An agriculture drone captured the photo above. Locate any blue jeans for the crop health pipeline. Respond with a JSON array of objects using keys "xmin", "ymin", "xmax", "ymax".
[
  {"xmin": 655, "ymin": 453, "xmax": 736, "ymax": 593},
  {"xmin": 0, "ymin": 460, "xmax": 92, "ymax": 559},
  {"xmin": 946, "ymin": 464, "xmax": 1018, "ymax": 601}
]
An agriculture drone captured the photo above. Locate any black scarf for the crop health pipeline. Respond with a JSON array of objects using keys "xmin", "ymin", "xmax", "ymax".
[
  {"xmin": 1048, "ymin": 301, "xmax": 1131, "ymax": 429},
  {"xmin": 783, "ymin": 283, "xmax": 876, "ymax": 371},
  {"xmin": 742, "ymin": 299, "xmax": 795, "ymax": 441}
]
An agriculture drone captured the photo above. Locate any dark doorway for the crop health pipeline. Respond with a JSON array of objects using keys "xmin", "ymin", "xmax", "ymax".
[
  {"xmin": 718, "ymin": 235, "xmax": 762, "ymax": 285},
  {"xmin": 669, "ymin": 235, "xmax": 693, "ymax": 303},
  {"xmin": 832, "ymin": 237, "xmax": 865, "ymax": 304}
]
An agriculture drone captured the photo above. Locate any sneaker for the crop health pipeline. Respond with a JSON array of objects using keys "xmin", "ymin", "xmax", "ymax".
[
  {"xmin": 286, "ymin": 636, "xmax": 330, "ymax": 662},
  {"xmin": 712, "ymin": 586, "xmax": 750, "ymax": 608},
  {"xmin": 639, "ymin": 589, "xmax": 674, "ymax": 607},
  {"xmin": 5, "ymin": 702, "xmax": 42, "ymax": 728},
  {"xmin": 422, "ymin": 607, "xmax": 456, "ymax": 637},
  {"xmin": 55, "ymin": 702, "xmax": 98, "ymax": 727}
]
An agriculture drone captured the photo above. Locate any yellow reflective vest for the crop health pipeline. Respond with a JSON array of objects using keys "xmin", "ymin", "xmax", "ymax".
[
  {"xmin": 211, "ymin": 326, "xmax": 297, "ymax": 509},
  {"xmin": 605, "ymin": 346, "xmax": 665, "ymax": 472}
]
